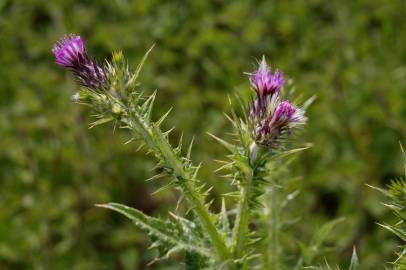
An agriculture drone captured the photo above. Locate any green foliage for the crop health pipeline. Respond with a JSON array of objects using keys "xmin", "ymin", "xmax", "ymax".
[
  {"xmin": 78, "ymin": 50, "xmax": 237, "ymax": 268},
  {"xmin": 299, "ymin": 218, "xmax": 345, "ymax": 266},
  {"xmin": 70, "ymin": 43, "xmax": 347, "ymax": 269},
  {"xmin": 379, "ymin": 180, "xmax": 406, "ymax": 242},
  {"xmin": 375, "ymin": 148, "xmax": 406, "ymax": 269},
  {"xmin": 1, "ymin": 0, "xmax": 406, "ymax": 269},
  {"xmin": 307, "ymin": 248, "xmax": 359, "ymax": 270}
]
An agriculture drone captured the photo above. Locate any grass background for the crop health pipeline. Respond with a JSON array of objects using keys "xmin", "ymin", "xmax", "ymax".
[{"xmin": 1, "ymin": 0, "xmax": 406, "ymax": 269}]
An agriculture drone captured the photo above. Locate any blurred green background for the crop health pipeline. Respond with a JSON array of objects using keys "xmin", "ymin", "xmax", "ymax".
[{"xmin": 1, "ymin": 0, "xmax": 406, "ymax": 269}]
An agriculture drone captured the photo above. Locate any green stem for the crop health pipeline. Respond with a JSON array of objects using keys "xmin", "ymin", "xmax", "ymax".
[
  {"xmin": 129, "ymin": 115, "xmax": 232, "ymax": 263},
  {"xmin": 232, "ymin": 172, "xmax": 253, "ymax": 266},
  {"xmin": 153, "ymin": 127, "xmax": 232, "ymax": 261},
  {"xmin": 184, "ymin": 180, "xmax": 232, "ymax": 260}
]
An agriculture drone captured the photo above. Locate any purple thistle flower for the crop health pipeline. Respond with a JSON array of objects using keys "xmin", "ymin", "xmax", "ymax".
[
  {"xmin": 250, "ymin": 99, "xmax": 305, "ymax": 147},
  {"xmin": 250, "ymin": 56, "xmax": 285, "ymax": 97},
  {"xmin": 52, "ymin": 34, "xmax": 85, "ymax": 67},
  {"xmin": 274, "ymin": 101, "xmax": 297, "ymax": 124},
  {"xmin": 247, "ymin": 57, "xmax": 306, "ymax": 148},
  {"xmin": 52, "ymin": 34, "xmax": 106, "ymax": 89}
]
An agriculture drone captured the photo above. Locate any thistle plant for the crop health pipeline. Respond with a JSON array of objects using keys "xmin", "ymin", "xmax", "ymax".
[
  {"xmin": 370, "ymin": 145, "xmax": 406, "ymax": 270},
  {"xmin": 52, "ymin": 34, "xmax": 337, "ymax": 269},
  {"xmin": 378, "ymin": 178, "xmax": 406, "ymax": 270},
  {"xmin": 310, "ymin": 145, "xmax": 406, "ymax": 270}
]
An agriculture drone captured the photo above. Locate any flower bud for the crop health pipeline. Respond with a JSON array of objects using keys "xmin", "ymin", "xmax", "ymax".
[{"xmin": 112, "ymin": 103, "xmax": 122, "ymax": 115}]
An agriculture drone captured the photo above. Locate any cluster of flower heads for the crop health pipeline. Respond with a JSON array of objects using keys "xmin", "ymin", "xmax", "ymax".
[
  {"xmin": 52, "ymin": 35, "xmax": 305, "ymax": 148},
  {"xmin": 249, "ymin": 57, "xmax": 306, "ymax": 147},
  {"xmin": 52, "ymin": 34, "xmax": 106, "ymax": 89}
]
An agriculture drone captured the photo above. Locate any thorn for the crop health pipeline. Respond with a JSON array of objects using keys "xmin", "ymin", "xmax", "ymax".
[
  {"xmin": 151, "ymin": 183, "xmax": 174, "ymax": 195},
  {"xmin": 187, "ymin": 136, "xmax": 195, "ymax": 159},
  {"xmin": 136, "ymin": 142, "xmax": 145, "ymax": 152},
  {"xmin": 223, "ymin": 113, "xmax": 235, "ymax": 125},
  {"xmin": 94, "ymin": 203, "xmax": 109, "ymax": 208},
  {"xmin": 155, "ymin": 108, "xmax": 173, "ymax": 127},
  {"xmin": 214, "ymin": 159, "xmax": 229, "ymax": 164},
  {"xmin": 227, "ymin": 95, "xmax": 232, "ymax": 106},
  {"xmin": 206, "ymin": 199, "xmax": 214, "ymax": 208},
  {"xmin": 163, "ymin": 127, "xmax": 175, "ymax": 137},
  {"xmin": 175, "ymin": 195, "xmax": 184, "ymax": 212},
  {"xmin": 365, "ymin": 184, "xmax": 386, "ymax": 193},
  {"xmin": 145, "ymin": 173, "xmax": 165, "ymax": 182},
  {"xmin": 400, "ymin": 141, "xmax": 406, "ymax": 177},
  {"xmin": 178, "ymin": 132, "xmax": 184, "ymax": 151},
  {"xmin": 132, "ymin": 44, "xmax": 155, "ymax": 85},
  {"xmin": 145, "ymin": 91, "xmax": 157, "ymax": 118},
  {"xmin": 207, "ymin": 132, "xmax": 235, "ymax": 152},
  {"xmin": 124, "ymin": 137, "xmax": 136, "ymax": 145},
  {"xmin": 206, "ymin": 186, "xmax": 214, "ymax": 194},
  {"xmin": 168, "ymin": 211, "xmax": 178, "ymax": 220},
  {"xmin": 192, "ymin": 162, "xmax": 202, "ymax": 179}
]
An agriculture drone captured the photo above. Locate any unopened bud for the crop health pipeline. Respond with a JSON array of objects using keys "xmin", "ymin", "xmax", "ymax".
[{"xmin": 112, "ymin": 103, "xmax": 122, "ymax": 114}]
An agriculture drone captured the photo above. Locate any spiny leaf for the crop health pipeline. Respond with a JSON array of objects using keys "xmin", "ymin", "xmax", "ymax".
[
  {"xmin": 96, "ymin": 203, "xmax": 212, "ymax": 257},
  {"xmin": 89, "ymin": 117, "xmax": 114, "ymax": 128}
]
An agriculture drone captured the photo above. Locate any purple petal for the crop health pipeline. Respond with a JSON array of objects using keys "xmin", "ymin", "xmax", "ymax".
[
  {"xmin": 250, "ymin": 57, "xmax": 285, "ymax": 97},
  {"xmin": 274, "ymin": 101, "xmax": 297, "ymax": 123},
  {"xmin": 52, "ymin": 34, "xmax": 85, "ymax": 67}
]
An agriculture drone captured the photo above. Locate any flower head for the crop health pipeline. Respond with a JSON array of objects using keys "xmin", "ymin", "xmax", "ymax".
[
  {"xmin": 252, "ymin": 100, "xmax": 305, "ymax": 147},
  {"xmin": 274, "ymin": 101, "xmax": 297, "ymax": 124},
  {"xmin": 52, "ymin": 34, "xmax": 106, "ymax": 89},
  {"xmin": 250, "ymin": 56, "xmax": 285, "ymax": 97},
  {"xmin": 248, "ymin": 58, "xmax": 305, "ymax": 147}
]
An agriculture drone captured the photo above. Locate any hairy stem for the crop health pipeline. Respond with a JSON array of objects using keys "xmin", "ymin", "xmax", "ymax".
[
  {"xmin": 128, "ymin": 113, "xmax": 232, "ymax": 263},
  {"xmin": 232, "ymin": 171, "xmax": 253, "ymax": 267}
]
